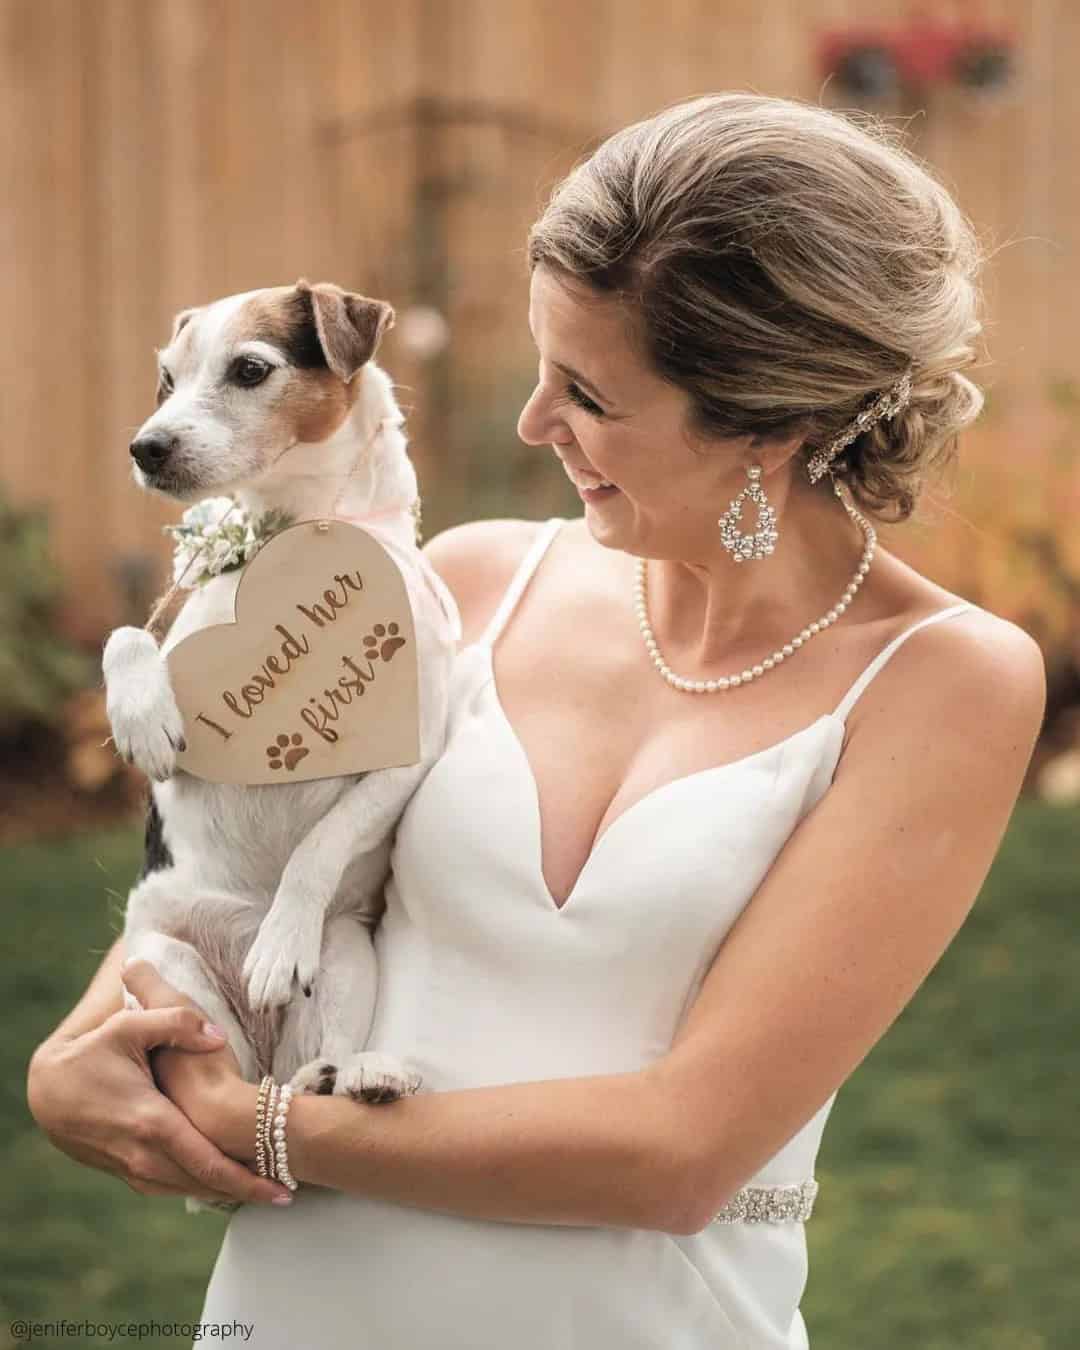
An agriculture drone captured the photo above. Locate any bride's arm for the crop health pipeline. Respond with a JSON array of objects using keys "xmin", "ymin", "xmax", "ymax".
[
  {"xmin": 134, "ymin": 609, "xmax": 1044, "ymax": 1237},
  {"xmin": 127, "ymin": 957, "xmax": 692, "ymax": 1231},
  {"xmin": 253, "ymin": 1064, "xmax": 684, "ymax": 1226}
]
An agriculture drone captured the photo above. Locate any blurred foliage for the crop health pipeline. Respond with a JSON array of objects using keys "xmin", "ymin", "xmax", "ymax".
[
  {"xmin": 0, "ymin": 490, "xmax": 94, "ymax": 739},
  {"xmin": 900, "ymin": 377, "xmax": 1080, "ymax": 676},
  {"xmin": 945, "ymin": 379, "xmax": 1080, "ymax": 749},
  {"xmin": 3, "ymin": 803, "xmax": 1077, "ymax": 1349}
]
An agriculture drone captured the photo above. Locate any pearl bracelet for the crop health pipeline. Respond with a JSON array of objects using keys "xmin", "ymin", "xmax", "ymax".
[
  {"xmin": 271, "ymin": 1082, "xmax": 298, "ymax": 1191},
  {"xmin": 255, "ymin": 1076, "xmax": 296, "ymax": 1187},
  {"xmin": 264, "ymin": 1080, "xmax": 281, "ymax": 1181},
  {"xmin": 254, "ymin": 1075, "xmax": 273, "ymax": 1179}
]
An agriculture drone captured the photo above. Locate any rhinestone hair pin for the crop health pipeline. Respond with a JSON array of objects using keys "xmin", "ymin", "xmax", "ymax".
[{"xmin": 805, "ymin": 370, "xmax": 915, "ymax": 484}]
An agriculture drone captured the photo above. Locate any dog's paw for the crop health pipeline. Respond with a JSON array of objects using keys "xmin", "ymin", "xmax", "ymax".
[
  {"xmin": 103, "ymin": 626, "xmax": 186, "ymax": 781},
  {"xmin": 289, "ymin": 1059, "xmax": 339, "ymax": 1096},
  {"xmin": 243, "ymin": 908, "xmax": 324, "ymax": 1011},
  {"xmin": 242, "ymin": 932, "xmax": 299, "ymax": 1011},
  {"xmin": 334, "ymin": 1051, "xmax": 422, "ymax": 1104}
]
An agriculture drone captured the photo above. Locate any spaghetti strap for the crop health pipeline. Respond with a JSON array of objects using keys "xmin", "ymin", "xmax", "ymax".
[
  {"xmin": 832, "ymin": 601, "xmax": 976, "ymax": 722},
  {"xmin": 478, "ymin": 518, "xmax": 567, "ymax": 649}
]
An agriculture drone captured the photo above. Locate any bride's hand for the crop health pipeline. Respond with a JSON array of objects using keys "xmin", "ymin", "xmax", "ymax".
[
  {"xmin": 120, "ymin": 959, "xmax": 259, "ymax": 1167},
  {"xmin": 27, "ymin": 979, "xmax": 286, "ymax": 1206}
]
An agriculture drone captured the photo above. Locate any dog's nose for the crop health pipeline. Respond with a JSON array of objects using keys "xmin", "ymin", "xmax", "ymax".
[{"xmin": 130, "ymin": 431, "xmax": 178, "ymax": 472}]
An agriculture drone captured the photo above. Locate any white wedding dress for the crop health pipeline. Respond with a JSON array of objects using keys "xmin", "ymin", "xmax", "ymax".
[{"xmin": 198, "ymin": 517, "xmax": 974, "ymax": 1348}]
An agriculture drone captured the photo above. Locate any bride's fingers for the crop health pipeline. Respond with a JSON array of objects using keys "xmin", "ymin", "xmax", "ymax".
[
  {"xmin": 123, "ymin": 1175, "xmax": 241, "ymax": 1204},
  {"xmin": 121, "ymin": 958, "xmax": 208, "ymax": 1018},
  {"xmin": 153, "ymin": 1102, "xmax": 291, "ymax": 1206},
  {"xmin": 52, "ymin": 1132, "xmax": 238, "ymax": 1205},
  {"xmin": 112, "ymin": 1005, "xmax": 229, "ymax": 1058}
]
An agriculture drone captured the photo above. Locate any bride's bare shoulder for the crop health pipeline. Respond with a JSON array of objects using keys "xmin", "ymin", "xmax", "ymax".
[{"xmin": 422, "ymin": 517, "xmax": 551, "ymax": 646}]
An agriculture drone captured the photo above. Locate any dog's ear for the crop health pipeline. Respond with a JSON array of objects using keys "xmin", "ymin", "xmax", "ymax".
[
  {"xmin": 296, "ymin": 280, "xmax": 395, "ymax": 382},
  {"xmin": 168, "ymin": 307, "xmax": 201, "ymax": 345}
]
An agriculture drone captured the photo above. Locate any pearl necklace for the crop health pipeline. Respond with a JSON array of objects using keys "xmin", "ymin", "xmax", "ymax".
[{"xmin": 635, "ymin": 487, "xmax": 877, "ymax": 694}]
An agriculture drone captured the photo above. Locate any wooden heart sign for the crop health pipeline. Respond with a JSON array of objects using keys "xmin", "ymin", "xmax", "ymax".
[{"xmin": 168, "ymin": 521, "xmax": 420, "ymax": 784}]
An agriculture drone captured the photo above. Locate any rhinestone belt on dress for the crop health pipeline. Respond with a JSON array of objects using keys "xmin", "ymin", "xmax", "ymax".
[{"xmin": 710, "ymin": 1179, "xmax": 818, "ymax": 1225}]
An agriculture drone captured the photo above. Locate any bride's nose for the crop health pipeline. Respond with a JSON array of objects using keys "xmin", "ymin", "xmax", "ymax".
[{"xmin": 517, "ymin": 383, "xmax": 570, "ymax": 448}]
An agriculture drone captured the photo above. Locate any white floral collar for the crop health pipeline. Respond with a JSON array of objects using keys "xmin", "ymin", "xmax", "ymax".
[{"xmin": 163, "ymin": 498, "xmax": 293, "ymax": 589}]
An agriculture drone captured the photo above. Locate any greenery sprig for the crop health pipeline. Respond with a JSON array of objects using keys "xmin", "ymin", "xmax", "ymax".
[{"xmin": 163, "ymin": 498, "xmax": 294, "ymax": 588}]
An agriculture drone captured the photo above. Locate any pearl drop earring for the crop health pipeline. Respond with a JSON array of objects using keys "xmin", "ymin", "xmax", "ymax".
[{"xmin": 717, "ymin": 464, "xmax": 779, "ymax": 562}]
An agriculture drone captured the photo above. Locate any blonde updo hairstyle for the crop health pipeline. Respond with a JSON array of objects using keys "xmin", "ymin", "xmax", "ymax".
[{"xmin": 527, "ymin": 93, "xmax": 986, "ymax": 524}]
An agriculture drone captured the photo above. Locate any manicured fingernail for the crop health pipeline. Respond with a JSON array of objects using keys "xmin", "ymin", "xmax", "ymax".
[
  {"xmin": 272, "ymin": 1192, "xmax": 293, "ymax": 1206},
  {"xmin": 203, "ymin": 1022, "xmax": 226, "ymax": 1040}
]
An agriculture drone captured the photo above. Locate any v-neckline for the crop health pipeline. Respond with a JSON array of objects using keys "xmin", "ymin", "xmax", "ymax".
[{"xmin": 478, "ymin": 642, "xmax": 841, "ymax": 914}]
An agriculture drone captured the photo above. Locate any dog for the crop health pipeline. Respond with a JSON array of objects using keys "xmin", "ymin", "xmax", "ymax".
[{"xmin": 103, "ymin": 279, "xmax": 458, "ymax": 1110}]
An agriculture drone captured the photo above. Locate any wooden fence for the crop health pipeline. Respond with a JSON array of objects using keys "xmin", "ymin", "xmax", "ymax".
[{"xmin": 1, "ymin": 0, "xmax": 1076, "ymax": 639}]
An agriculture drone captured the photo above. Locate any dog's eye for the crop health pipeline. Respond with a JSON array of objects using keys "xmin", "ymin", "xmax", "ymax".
[
  {"xmin": 156, "ymin": 368, "xmax": 174, "ymax": 404},
  {"xmin": 231, "ymin": 356, "xmax": 273, "ymax": 388}
]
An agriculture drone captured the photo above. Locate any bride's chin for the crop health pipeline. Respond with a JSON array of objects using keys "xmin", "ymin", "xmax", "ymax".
[
  {"xmin": 581, "ymin": 505, "xmax": 639, "ymax": 557},
  {"xmin": 581, "ymin": 489, "xmax": 628, "ymax": 518}
]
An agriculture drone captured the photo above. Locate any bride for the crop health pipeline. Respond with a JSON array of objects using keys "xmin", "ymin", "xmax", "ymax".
[{"xmin": 28, "ymin": 93, "xmax": 1044, "ymax": 1348}]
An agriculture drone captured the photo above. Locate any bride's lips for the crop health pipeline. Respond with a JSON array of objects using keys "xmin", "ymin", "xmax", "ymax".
[{"xmin": 560, "ymin": 461, "xmax": 621, "ymax": 502}]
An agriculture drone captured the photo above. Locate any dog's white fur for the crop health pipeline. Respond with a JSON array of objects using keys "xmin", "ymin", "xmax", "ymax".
[{"xmin": 104, "ymin": 282, "xmax": 454, "ymax": 1107}]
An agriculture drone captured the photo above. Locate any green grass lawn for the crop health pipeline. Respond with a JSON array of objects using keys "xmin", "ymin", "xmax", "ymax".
[{"xmin": 1, "ymin": 804, "xmax": 1077, "ymax": 1349}]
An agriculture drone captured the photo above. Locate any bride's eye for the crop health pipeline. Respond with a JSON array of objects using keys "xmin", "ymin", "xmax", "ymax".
[{"xmin": 566, "ymin": 382, "xmax": 605, "ymax": 417}]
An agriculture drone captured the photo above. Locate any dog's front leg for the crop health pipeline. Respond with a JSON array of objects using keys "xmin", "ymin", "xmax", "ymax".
[
  {"xmin": 103, "ymin": 627, "xmax": 186, "ymax": 782},
  {"xmin": 243, "ymin": 763, "xmax": 429, "ymax": 1010}
]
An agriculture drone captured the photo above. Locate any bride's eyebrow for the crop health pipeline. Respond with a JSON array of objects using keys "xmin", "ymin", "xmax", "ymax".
[{"xmin": 551, "ymin": 361, "xmax": 611, "ymax": 406}]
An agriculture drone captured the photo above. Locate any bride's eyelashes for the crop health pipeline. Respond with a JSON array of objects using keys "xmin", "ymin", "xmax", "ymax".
[{"xmin": 564, "ymin": 382, "xmax": 606, "ymax": 417}]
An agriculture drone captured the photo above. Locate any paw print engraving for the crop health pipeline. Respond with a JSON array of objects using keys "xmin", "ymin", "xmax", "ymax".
[
  {"xmin": 266, "ymin": 732, "xmax": 310, "ymax": 772},
  {"xmin": 363, "ymin": 621, "xmax": 407, "ymax": 663}
]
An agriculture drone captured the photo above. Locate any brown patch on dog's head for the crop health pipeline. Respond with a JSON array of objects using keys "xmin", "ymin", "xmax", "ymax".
[
  {"xmin": 226, "ymin": 290, "xmax": 352, "ymax": 446},
  {"xmin": 225, "ymin": 281, "xmax": 393, "ymax": 445}
]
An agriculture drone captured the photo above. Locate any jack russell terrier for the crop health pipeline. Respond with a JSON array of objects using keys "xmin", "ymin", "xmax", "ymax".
[{"xmin": 104, "ymin": 279, "xmax": 459, "ymax": 1106}]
